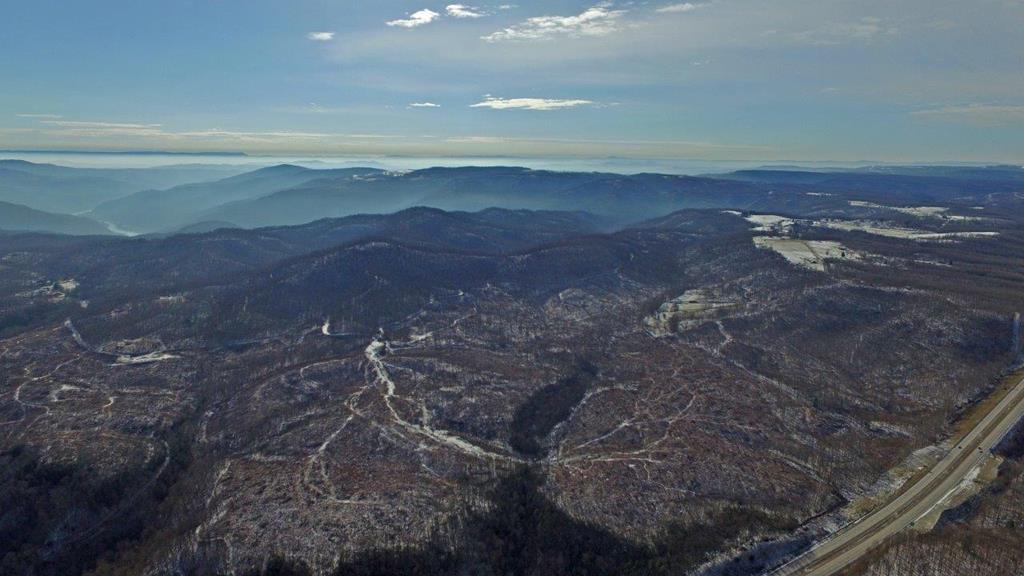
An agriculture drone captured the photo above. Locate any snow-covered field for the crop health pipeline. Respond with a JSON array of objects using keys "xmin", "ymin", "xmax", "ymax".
[
  {"xmin": 848, "ymin": 201, "xmax": 985, "ymax": 221},
  {"xmin": 815, "ymin": 219, "xmax": 999, "ymax": 240},
  {"xmin": 753, "ymin": 237, "xmax": 863, "ymax": 272}
]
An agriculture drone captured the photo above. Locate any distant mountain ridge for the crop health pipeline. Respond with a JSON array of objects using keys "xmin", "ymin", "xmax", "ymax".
[
  {"xmin": 0, "ymin": 200, "xmax": 111, "ymax": 235},
  {"xmin": 90, "ymin": 164, "xmax": 385, "ymax": 233},
  {"xmin": 6, "ymin": 160, "xmax": 1024, "ymax": 237},
  {"xmin": 207, "ymin": 163, "xmax": 1024, "ymax": 231},
  {"xmin": 0, "ymin": 159, "xmax": 252, "ymax": 214},
  {"xmin": 196, "ymin": 165, "xmax": 774, "ymax": 229}
]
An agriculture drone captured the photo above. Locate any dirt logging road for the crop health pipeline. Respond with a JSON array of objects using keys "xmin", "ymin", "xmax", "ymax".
[{"xmin": 772, "ymin": 373, "xmax": 1024, "ymax": 576}]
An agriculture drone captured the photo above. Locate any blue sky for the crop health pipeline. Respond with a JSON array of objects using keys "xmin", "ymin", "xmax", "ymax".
[{"xmin": 1, "ymin": 0, "xmax": 1022, "ymax": 162}]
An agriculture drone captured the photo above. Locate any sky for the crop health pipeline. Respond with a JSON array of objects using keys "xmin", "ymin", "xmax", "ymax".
[{"xmin": 1, "ymin": 0, "xmax": 1022, "ymax": 162}]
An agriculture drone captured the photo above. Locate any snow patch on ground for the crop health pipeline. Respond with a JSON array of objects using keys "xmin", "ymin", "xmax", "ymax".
[
  {"xmin": 741, "ymin": 212, "xmax": 998, "ymax": 243},
  {"xmin": 643, "ymin": 288, "xmax": 740, "ymax": 336},
  {"xmin": 814, "ymin": 219, "xmax": 999, "ymax": 241},
  {"xmin": 754, "ymin": 237, "xmax": 863, "ymax": 272},
  {"xmin": 913, "ymin": 454, "xmax": 1003, "ymax": 532},
  {"xmin": 745, "ymin": 214, "xmax": 797, "ymax": 233},
  {"xmin": 115, "ymin": 352, "xmax": 179, "ymax": 365},
  {"xmin": 849, "ymin": 201, "xmax": 984, "ymax": 222}
]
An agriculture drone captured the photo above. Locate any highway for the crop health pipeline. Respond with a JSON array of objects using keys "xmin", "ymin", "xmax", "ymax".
[{"xmin": 772, "ymin": 372, "xmax": 1024, "ymax": 576}]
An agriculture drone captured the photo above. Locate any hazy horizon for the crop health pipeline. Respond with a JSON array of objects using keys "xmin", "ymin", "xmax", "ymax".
[
  {"xmin": 3, "ymin": 1, "xmax": 1022, "ymax": 163},
  {"xmin": 3, "ymin": 151, "xmax": 1020, "ymax": 178}
]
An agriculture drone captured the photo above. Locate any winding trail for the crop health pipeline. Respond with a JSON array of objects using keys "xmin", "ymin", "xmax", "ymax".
[
  {"xmin": 64, "ymin": 319, "xmax": 178, "ymax": 364},
  {"xmin": 364, "ymin": 338, "xmax": 521, "ymax": 463}
]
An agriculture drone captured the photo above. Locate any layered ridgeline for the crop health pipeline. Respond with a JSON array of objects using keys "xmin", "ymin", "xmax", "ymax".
[
  {"xmin": 86, "ymin": 165, "xmax": 773, "ymax": 234},
  {"xmin": 0, "ymin": 207, "xmax": 603, "ymax": 306},
  {"xmin": 0, "ymin": 159, "xmax": 250, "ymax": 215},
  {"xmin": 89, "ymin": 165, "xmax": 386, "ymax": 234},
  {"xmin": 0, "ymin": 200, "xmax": 110, "ymax": 235},
  {"xmin": 5, "ymin": 160, "xmax": 1024, "ymax": 236},
  {"xmin": 84, "ymin": 163, "xmax": 1024, "ymax": 234},
  {"xmin": 194, "ymin": 167, "xmax": 776, "ymax": 229}
]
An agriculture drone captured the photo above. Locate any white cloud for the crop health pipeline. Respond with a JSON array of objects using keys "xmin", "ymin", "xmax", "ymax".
[
  {"xmin": 307, "ymin": 31, "xmax": 335, "ymax": 41},
  {"xmin": 410, "ymin": 102, "xmax": 442, "ymax": 108},
  {"xmin": 446, "ymin": 4, "xmax": 485, "ymax": 18},
  {"xmin": 656, "ymin": 3, "xmax": 704, "ymax": 13},
  {"xmin": 16, "ymin": 113, "xmax": 63, "ymax": 119},
  {"xmin": 911, "ymin": 104, "xmax": 1024, "ymax": 125},
  {"xmin": 483, "ymin": 2, "xmax": 626, "ymax": 42},
  {"xmin": 387, "ymin": 9, "xmax": 441, "ymax": 28},
  {"xmin": 470, "ymin": 97, "xmax": 594, "ymax": 110}
]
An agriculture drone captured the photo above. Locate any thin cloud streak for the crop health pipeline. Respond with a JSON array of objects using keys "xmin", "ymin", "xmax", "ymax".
[
  {"xmin": 788, "ymin": 17, "xmax": 898, "ymax": 45},
  {"xmin": 470, "ymin": 97, "xmax": 595, "ymax": 110},
  {"xmin": 911, "ymin": 104, "xmax": 1024, "ymax": 125},
  {"xmin": 656, "ymin": 3, "xmax": 705, "ymax": 14},
  {"xmin": 6, "ymin": 116, "xmax": 771, "ymax": 159},
  {"xmin": 24, "ymin": 117, "xmax": 399, "ymax": 142},
  {"xmin": 41, "ymin": 120, "xmax": 163, "ymax": 130}
]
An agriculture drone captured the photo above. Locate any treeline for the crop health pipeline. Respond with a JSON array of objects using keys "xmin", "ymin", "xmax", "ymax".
[
  {"xmin": 0, "ymin": 445, "xmax": 155, "ymax": 576},
  {"xmin": 0, "ymin": 429, "xmax": 192, "ymax": 576},
  {"xmin": 0, "ymin": 298, "xmax": 81, "ymax": 339},
  {"xmin": 995, "ymin": 419, "xmax": 1024, "ymax": 460},
  {"xmin": 242, "ymin": 467, "xmax": 796, "ymax": 576},
  {"xmin": 509, "ymin": 360, "xmax": 599, "ymax": 457}
]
